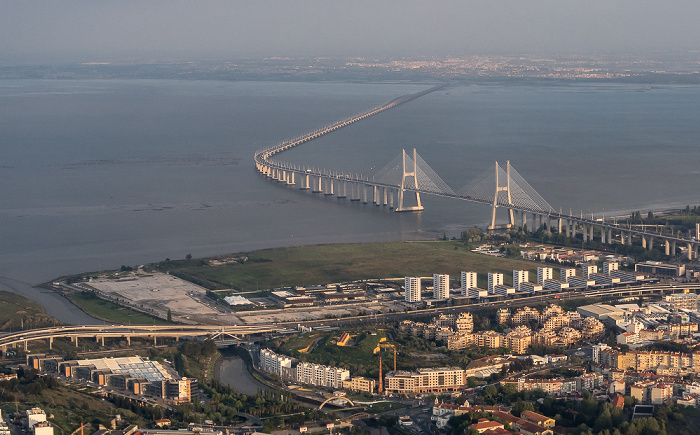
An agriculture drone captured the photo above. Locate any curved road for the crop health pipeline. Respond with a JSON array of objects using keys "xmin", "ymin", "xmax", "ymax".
[{"xmin": 0, "ymin": 276, "xmax": 101, "ymax": 325}]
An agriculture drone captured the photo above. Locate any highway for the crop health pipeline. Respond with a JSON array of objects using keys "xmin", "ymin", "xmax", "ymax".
[{"xmin": 3, "ymin": 282, "xmax": 699, "ymax": 351}]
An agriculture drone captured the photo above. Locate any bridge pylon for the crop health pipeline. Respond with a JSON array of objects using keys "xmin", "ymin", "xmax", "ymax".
[
  {"xmin": 488, "ymin": 160, "xmax": 515, "ymax": 232},
  {"xmin": 395, "ymin": 148, "xmax": 424, "ymax": 212}
]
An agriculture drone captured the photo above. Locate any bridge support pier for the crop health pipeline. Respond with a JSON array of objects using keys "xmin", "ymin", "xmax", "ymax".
[
  {"xmin": 287, "ymin": 172, "xmax": 295, "ymax": 186},
  {"xmin": 73, "ymin": 336, "xmax": 79, "ymax": 347},
  {"xmin": 389, "ymin": 189, "xmax": 395, "ymax": 209},
  {"xmin": 671, "ymin": 241, "xmax": 676, "ymax": 257},
  {"xmin": 648, "ymin": 237, "xmax": 654, "ymax": 251},
  {"xmin": 557, "ymin": 217, "xmax": 562, "ymax": 234},
  {"xmin": 373, "ymin": 186, "xmax": 379, "ymax": 205},
  {"xmin": 127, "ymin": 336, "xmax": 131, "ymax": 346},
  {"xmin": 338, "ymin": 180, "xmax": 347, "ymax": 199},
  {"xmin": 300, "ymin": 173, "xmax": 310, "ymax": 190},
  {"xmin": 694, "ymin": 243, "xmax": 699, "ymax": 260},
  {"xmin": 312, "ymin": 176, "xmax": 322, "ymax": 193},
  {"xmin": 521, "ymin": 211, "xmax": 527, "ymax": 229},
  {"xmin": 607, "ymin": 228, "xmax": 612, "ymax": 244},
  {"xmin": 589, "ymin": 225, "xmax": 594, "ymax": 242},
  {"xmin": 565, "ymin": 220, "xmax": 571, "ymax": 237},
  {"xmin": 642, "ymin": 236, "xmax": 647, "ymax": 249},
  {"xmin": 582, "ymin": 224, "xmax": 588, "ymax": 243},
  {"xmin": 325, "ymin": 178, "xmax": 334, "ymax": 196},
  {"xmin": 627, "ymin": 231, "xmax": 633, "ymax": 245},
  {"xmin": 665, "ymin": 240, "xmax": 670, "ymax": 256},
  {"xmin": 383, "ymin": 187, "xmax": 388, "ymax": 206},
  {"xmin": 49, "ymin": 337, "xmax": 53, "ymax": 350},
  {"xmin": 362, "ymin": 184, "xmax": 368, "ymax": 203}
]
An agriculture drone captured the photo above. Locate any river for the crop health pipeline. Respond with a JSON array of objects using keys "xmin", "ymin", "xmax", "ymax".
[{"xmin": 216, "ymin": 350, "xmax": 269, "ymax": 395}]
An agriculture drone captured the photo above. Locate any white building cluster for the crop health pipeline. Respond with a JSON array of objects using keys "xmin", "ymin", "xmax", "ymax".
[{"xmin": 258, "ymin": 349, "xmax": 349, "ymax": 389}]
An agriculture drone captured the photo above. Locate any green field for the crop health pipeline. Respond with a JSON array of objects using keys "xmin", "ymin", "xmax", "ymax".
[
  {"xmin": 152, "ymin": 241, "xmax": 546, "ymax": 291},
  {"xmin": 68, "ymin": 292, "xmax": 171, "ymax": 325},
  {"xmin": 0, "ymin": 291, "xmax": 56, "ymax": 331},
  {"xmin": 279, "ymin": 330, "xmax": 391, "ymax": 376}
]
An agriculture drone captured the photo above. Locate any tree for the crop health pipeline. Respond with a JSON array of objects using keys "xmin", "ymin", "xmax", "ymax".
[
  {"xmin": 186, "ymin": 253, "xmax": 192, "ymax": 260},
  {"xmin": 167, "ymin": 309, "xmax": 172, "ymax": 322}
]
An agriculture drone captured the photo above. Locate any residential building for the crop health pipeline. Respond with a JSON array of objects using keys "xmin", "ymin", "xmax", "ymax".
[
  {"xmin": 260, "ymin": 349, "xmax": 292, "ymax": 376},
  {"xmin": 461, "ymin": 271, "xmax": 478, "ymax": 296},
  {"xmin": 560, "ymin": 268, "xmax": 576, "ymax": 282},
  {"xmin": 342, "ymin": 377, "xmax": 376, "ymax": 394},
  {"xmin": 582, "ymin": 264, "xmax": 598, "ymax": 279},
  {"xmin": 488, "ymin": 273, "xmax": 503, "ymax": 293},
  {"xmin": 603, "ymin": 261, "xmax": 619, "ymax": 275},
  {"xmin": 296, "ymin": 362, "xmax": 349, "ymax": 389},
  {"xmin": 456, "ymin": 312, "xmax": 474, "ymax": 333},
  {"xmin": 513, "ymin": 270, "xmax": 529, "ymax": 292},
  {"xmin": 520, "ymin": 411, "xmax": 555, "ymax": 428},
  {"xmin": 383, "ymin": 367, "xmax": 466, "ymax": 395},
  {"xmin": 405, "ymin": 276, "xmax": 421, "ymax": 302},
  {"xmin": 537, "ymin": 267, "xmax": 553, "ymax": 285},
  {"xmin": 665, "ymin": 293, "xmax": 699, "ymax": 311},
  {"xmin": 520, "ymin": 282, "xmax": 544, "ymax": 294},
  {"xmin": 433, "ymin": 274, "xmax": 449, "ymax": 299}
]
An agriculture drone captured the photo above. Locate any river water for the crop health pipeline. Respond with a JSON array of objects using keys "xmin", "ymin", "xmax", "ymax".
[
  {"xmin": 1, "ymin": 79, "xmax": 699, "ymax": 322},
  {"xmin": 216, "ymin": 352, "xmax": 268, "ymax": 395}
]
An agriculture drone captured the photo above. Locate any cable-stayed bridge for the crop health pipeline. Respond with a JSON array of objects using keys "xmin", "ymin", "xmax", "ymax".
[{"xmin": 254, "ymin": 87, "xmax": 699, "ymax": 260}]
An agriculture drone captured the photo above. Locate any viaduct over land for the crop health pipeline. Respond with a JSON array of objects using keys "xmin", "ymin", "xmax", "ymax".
[
  {"xmin": 254, "ymin": 86, "xmax": 700, "ymax": 260},
  {"xmin": 0, "ymin": 324, "xmax": 289, "ymax": 352}
]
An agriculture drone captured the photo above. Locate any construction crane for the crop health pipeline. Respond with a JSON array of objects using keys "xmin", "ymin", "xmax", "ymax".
[{"xmin": 374, "ymin": 342, "xmax": 398, "ymax": 394}]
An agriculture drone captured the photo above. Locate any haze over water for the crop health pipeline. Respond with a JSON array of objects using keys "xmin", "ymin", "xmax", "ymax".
[{"xmin": 1, "ymin": 79, "xmax": 699, "ymax": 285}]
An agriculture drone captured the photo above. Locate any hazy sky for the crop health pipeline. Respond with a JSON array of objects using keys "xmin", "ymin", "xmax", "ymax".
[{"xmin": 3, "ymin": 1, "xmax": 700, "ymax": 63}]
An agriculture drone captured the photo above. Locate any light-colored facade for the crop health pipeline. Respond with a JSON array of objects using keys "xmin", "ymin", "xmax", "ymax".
[
  {"xmin": 582, "ymin": 264, "xmax": 598, "ymax": 279},
  {"xmin": 461, "ymin": 271, "xmax": 477, "ymax": 296},
  {"xmin": 513, "ymin": 270, "xmax": 529, "ymax": 292},
  {"xmin": 603, "ymin": 261, "xmax": 619, "ymax": 275},
  {"xmin": 560, "ymin": 268, "xmax": 576, "ymax": 282},
  {"xmin": 487, "ymin": 273, "xmax": 503, "ymax": 293},
  {"xmin": 342, "ymin": 376, "xmax": 376, "ymax": 394},
  {"xmin": 296, "ymin": 362, "xmax": 350, "ymax": 389},
  {"xmin": 260, "ymin": 349, "xmax": 292, "ymax": 376},
  {"xmin": 433, "ymin": 274, "xmax": 449, "ymax": 299},
  {"xmin": 520, "ymin": 282, "xmax": 544, "ymax": 294},
  {"xmin": 383, "ymin": 367, "xmax": 466, "ymax": 395},
  {"xmin": 405, "ymin": 276, "xmax": 421, "ymax": 302},
  {"xmin": 537, "ymin": 267, "xmax": 553, "ymax": 285}
]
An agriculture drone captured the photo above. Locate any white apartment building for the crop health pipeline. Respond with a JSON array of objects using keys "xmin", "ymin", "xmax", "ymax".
[
  {"xmin": 603, "ymin": 261, "xmax": 619, "ymax": 275},
  {"xmin": 468, "ymin": 288, "xmax": 488, "ymax": 298},
  {"xmin": 461, "ymin": 271, "xmax": 477, "ymax": 296},
  {"xmin": 433, "ymin": 274, "xmax": 449, "ymax": 299},
  {"xmin": 487, "ymin": 273, "xmax": 503, "ymax": 293},
  {"xmin": 260, "ymin": 349, "xmax": 292, "ymax": 376},
  {"xmin": 520, "ymin": 282, "xmax": 544, "ymax": 294},
  {"xmin": 295, "ymin": 362, "xmax": 350, "ymax": 389},
  {"xmin": 405, "ymin": 276, "xmax": 421, "ymax": 302},
  {"xmin": 537, "ymin": 267, "xmax": 553, "ymax": 285},
  {"xmin": 513, "ymin": 270, "xmax": 529, "ymax": 292},
  {"xmin": 582, "ymin": 264, "xmax": 598, "ymax": 279},
  {"xmin": 560, "ymin": 268, "xmax": 577, "ymax": 282}
]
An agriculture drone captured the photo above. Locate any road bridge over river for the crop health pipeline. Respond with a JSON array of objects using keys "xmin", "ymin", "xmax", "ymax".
[{"xmin": 254, "ymin": 86, "xmax": 700, "ymax": 260}]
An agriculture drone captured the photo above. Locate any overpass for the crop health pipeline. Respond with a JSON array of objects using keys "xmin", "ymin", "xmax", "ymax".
[
  {"xmin": 0, "ymin": 324, "xmax": 291, "ymax": 352},
  {"xmin": 254, "ymin": 87, "xmax": 700, "ymax": 260}
]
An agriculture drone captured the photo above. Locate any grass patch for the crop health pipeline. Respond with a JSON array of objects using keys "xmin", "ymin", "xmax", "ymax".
[
  {"xmin": 0, "ymin": 291, "xmax": 57, "ymax": 331},
  {"xmin": 293, "ymin": 330, "xmax": 389, "ymax": 370},
  {"xmin": 150, "ymin": 241, "xmax": 544, "ymax": 291},
  {"xmin": 68, "ymin": 292, "xmax": 171, "ymax": 325}
]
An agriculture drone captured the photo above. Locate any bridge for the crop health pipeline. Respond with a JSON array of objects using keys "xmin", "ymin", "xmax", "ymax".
[
  {"xmin": 254, "ymin": 87, "xmax": 700, "ymax": 260},
  {"xmin": 0, "ymin": 324, "xmax": 291, "ymax": 352}
]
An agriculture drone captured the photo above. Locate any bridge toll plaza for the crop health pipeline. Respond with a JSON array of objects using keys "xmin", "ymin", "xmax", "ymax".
[{"xmin": 255, "ymin": 88, "xmax": 699, "ymax": 260}]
